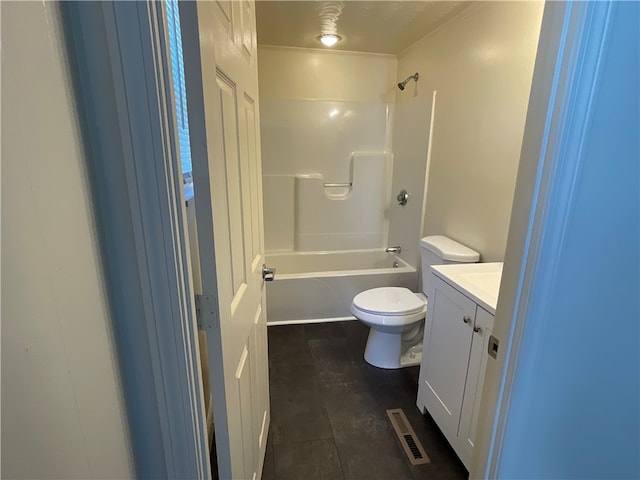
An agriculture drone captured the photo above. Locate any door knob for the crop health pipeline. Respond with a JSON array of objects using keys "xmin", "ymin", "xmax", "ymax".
[
  {"xmin": 463, "ymin": 316, "xmax": 471, "ymax": 324},
  {"xmin": 473, "ymin": 325, "xmax": 481, "ymax": 333},
  {"xmin": 262, "ymin": 264, "xmax": 276, "ymax": 281}
]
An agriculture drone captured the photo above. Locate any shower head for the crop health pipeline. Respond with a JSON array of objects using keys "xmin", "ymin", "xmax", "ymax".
[{"xmin": 397, "ymin": 73, "xmax": 419, "ymax": 91}]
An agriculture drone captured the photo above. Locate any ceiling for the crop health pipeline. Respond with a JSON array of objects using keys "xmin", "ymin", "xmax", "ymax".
[{"xmin": 255, "ymin": 1, "xmax": 471, "ymax": 55}]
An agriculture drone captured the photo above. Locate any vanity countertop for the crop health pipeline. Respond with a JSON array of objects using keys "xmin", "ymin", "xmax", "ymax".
[{"xmin": 431, "ymin": 262, "xmax": 503, "ymax": 315}]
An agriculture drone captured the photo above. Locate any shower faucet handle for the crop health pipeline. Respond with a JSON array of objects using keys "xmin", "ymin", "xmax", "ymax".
[
  {"xmin": 385, "ymin": 246, "xmax": 401, "ymax": 254},
  {"xmin": 397, "ymin": 189, "xmax": 410, "ymax": 206}
]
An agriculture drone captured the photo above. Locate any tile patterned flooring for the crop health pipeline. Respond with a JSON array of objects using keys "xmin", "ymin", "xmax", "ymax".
[{"xmin": 262, "ymin": 321, "xmax": 468, "ymax": 480}]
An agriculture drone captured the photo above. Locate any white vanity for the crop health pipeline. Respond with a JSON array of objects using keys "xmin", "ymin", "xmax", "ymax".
[{"xmin": 417, "ymin": 262, "xmax": 503, "ymax": 470}]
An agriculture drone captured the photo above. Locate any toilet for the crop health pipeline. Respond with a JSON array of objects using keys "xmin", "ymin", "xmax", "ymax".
[{"xmin": 351, "ymin": 235, "xmax": 479, "ymax": 369}]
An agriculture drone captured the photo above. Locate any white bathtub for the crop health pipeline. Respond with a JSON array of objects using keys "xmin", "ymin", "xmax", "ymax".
[{"xmin": 266, "ymin": 249, "xmax": 418, "ymax": 324}]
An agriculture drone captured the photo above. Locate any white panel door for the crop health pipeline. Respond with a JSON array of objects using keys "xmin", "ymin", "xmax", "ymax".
[
  {"xmin": 418, "ymin": 276, "xmax": 476, "ymax": 440},
  {"xmin": 181, "ymin": 2, "xmax": 269, "ymax": 479}
]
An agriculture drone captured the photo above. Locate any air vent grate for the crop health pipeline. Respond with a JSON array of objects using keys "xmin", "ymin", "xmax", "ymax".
[
  {"xmin": 404, "ymin": 434, "xmax": 423, "ymax": 458},
  {"xmin": 386, "ymin": 408, "xmax": 431, "ymax": 466}
]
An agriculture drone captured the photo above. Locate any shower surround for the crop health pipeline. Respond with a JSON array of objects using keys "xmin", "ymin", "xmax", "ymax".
[
  {"xmin": 258, "ymin": 46, "xmax": 397, "ymax": 253},
  {"xmin": 261, "ymin": 97, "xmax": 393, "ymax": 251},
  {"xmin": 258, "ymin": 46, "xmax": 431, "ymax": 323}
]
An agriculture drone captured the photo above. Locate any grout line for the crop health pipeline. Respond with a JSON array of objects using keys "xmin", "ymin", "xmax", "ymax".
[{"xmin": 330, "ymin": 435, "xmax": 347, "ymax": 480}]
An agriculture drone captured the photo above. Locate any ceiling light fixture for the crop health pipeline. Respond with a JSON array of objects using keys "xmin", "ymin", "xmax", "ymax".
[{"xmin": 318, "ymin": 33, "xmax": 341, "ymax": 47}]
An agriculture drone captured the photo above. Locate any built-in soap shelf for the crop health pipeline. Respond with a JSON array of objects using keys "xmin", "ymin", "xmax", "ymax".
[
  {"xmin": 302, "ymin": 151, "xmax": 389, "ymax": 200},
  {"xmin": 322, "ymin": 181, "xmax": 352, "ymax": 200},
  {"xmin": 294, "ymin": 174, "xmax": 352, "ymax": 200}
]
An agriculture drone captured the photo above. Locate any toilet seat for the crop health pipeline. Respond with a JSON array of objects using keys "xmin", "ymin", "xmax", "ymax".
[
  {"xmin": 351, "ymin": 287, "xmax": 427, "ymax": 327},
  {"xmin": 353, "ymin": 287, "xmax": 425, "ymax": 316}
]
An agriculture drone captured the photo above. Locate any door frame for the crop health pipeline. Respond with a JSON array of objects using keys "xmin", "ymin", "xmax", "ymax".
[
  {"xmin": 64, "ymin": 1, "xmax": 210, "ymax": 478},
  {"xmin": 471, "ymin": 1, "xmax": 617, "ymax": 476}
]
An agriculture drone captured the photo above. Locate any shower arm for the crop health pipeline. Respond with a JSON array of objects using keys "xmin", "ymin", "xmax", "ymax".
[{"xmin": 397, "ymin": 72, "xmax": 419, "ymax": 91}]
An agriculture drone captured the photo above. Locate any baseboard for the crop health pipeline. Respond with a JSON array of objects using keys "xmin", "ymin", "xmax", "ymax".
[{"xmin": 267, "ymin": 316, "xmax": 356, "ymax": 326}]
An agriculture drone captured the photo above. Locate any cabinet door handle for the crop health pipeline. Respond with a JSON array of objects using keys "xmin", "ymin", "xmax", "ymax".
[
  {"xmin": 474, "ymin": 325, "xmax": 481, "ymax": 333},
  {"xmin": 463, "ymin": 316, "xmax": 471, "ymax": 324}
]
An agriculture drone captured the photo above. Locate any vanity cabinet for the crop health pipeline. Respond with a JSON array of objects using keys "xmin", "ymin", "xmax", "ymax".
[{"xmin": 417, "ymin": 264, "xmax": 500, "ymax": 470}]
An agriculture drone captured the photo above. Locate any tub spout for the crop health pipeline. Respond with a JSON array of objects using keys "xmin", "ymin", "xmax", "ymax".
[{"xmin": 385, "ymin": 246, "xmax": 401, "ymax": 254}]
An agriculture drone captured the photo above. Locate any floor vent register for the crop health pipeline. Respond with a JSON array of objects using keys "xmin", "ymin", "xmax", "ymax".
[{"xmin": 386, "ymin": 408, "xmax": 431, "ymax": 466}]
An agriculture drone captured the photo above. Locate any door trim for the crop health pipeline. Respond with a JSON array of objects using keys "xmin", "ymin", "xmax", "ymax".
[
  {"xmin": 471, "ymin": 1, "xmax": 616, "ymax": 477},
  {"xmin": 64, "ymin": 2, "xmax": 210, "ymax": 478}
]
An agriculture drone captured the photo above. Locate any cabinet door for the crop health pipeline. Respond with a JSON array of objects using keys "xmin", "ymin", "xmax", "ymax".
[
  {"xmin": 418, "ymin": 275, "xmax": 477, "ymax": 442},
  {"xmin": 457, "ymin": 306, "xmax": 495, "ymax": 469}
]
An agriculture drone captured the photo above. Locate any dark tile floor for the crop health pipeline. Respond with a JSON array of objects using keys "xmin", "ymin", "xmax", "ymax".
[{"xmin": 262, "ymin": 321, "xmax": 468, "ymax": 480}]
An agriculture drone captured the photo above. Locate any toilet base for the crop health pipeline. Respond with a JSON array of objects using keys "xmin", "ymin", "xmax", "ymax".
[
  {"xmin": 363, "ymin": 328, "xmax": 423, "ymax": 369},
  {"xmin": 400, "ymin": 346, "xmax": 422, "ymax": 368}
]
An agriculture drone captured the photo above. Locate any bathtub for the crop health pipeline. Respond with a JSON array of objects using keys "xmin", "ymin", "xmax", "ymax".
[{"xmin": 266, "ymin": 249, "xmax": 418, "ymax": 325}]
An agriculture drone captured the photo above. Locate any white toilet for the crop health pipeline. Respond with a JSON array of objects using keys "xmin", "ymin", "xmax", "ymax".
[{"xmin": 351, "ymin": 235, "xmax": 479, "ymax": 369}]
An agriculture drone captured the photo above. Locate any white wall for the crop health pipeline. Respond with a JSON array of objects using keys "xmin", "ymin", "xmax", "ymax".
[
  {"xmin": 258, "ymin": 46, "xmax": 397, "ymax": 251},
  {"xmin": 398, "ymin": 2, "xmax": 544, "ymax": 261},
  {"xmin": 1, "ymin": 2, "xmax": 134, "ymax": 478}
]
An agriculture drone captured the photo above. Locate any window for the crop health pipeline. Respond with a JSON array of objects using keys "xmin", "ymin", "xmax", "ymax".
[{"xmin": 166, "ymin": 0, "xmax": 193, "ymax": 198}]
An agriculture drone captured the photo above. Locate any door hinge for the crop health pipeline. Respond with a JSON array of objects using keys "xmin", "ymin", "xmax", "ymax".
[{"xmin": 195, "ymin": 294, "xmax": 218, "ymax": 330}]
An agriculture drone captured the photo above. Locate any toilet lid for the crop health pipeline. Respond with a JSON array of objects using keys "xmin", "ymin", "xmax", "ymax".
[{"xmin": 352, "ymin": 287, "xmax": 425, "ymax": 316}]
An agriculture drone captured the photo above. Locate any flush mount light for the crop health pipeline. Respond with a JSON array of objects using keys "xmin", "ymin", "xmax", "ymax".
[{"xmin": 318, "ymin": 33, "xmax": 341, "ymax": 47}]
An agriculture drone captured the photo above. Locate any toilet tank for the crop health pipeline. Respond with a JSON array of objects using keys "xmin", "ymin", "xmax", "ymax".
[{"xmin": 420, "ymin": 235, "xmax": 480, "ymax": 294}]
